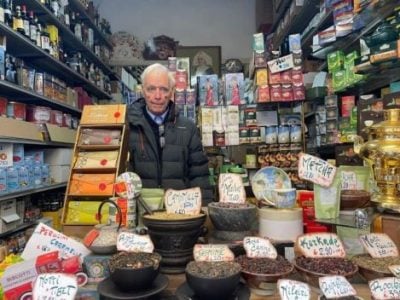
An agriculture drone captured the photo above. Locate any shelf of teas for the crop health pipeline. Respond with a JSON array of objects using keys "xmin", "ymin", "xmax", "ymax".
[
  {"xmin": 13, "ymin": 0, "xmax": 118, "ymax": 81},
  {"xmin": 0, "ymin": 22, "xmax": 111, "ymax": 99},
  {"xmin": 0, "ymin": 182, "xmax": 67, "ymax": 203},
  {"xmin": 0, "ymin": 80, "xmax": 81, "ymax": 116}
]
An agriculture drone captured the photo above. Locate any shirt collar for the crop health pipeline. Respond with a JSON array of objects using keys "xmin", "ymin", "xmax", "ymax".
[{"xmin": 146, "ymin": 107, "xmax": 169, "ymax": 124}]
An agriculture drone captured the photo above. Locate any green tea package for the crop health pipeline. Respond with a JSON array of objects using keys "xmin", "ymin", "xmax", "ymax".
[
  {"xmin": 338, "ymin": 166, "xmax": 371, "ymax": 191},
  {"xmin": 314, "ymin": 172, "xmax": 341, "ymax": 219},
  {"xmin": 336, "ymin": 225, "xmax": 369, "ymax": 257}
]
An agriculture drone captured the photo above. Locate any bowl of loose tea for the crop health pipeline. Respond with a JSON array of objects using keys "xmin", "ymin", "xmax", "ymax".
[
  {"xmin": 109, "ymin": 251, "xmax": 161, "ymax": 291},
  {"xmin": 318, "ymin": 296, "xmax": 364, "ymax": 300},
  {"xmin": 185, "ymin": 261, "xmax": 241, "ymax": 299},
  {"xmin": 352, "ymin": 254, "xmax": 400, "ymax": 281},
  {"xmin": 294, "ymin": 256, "xmax": 358, "ymax": 287},
  {"xmin": 235, "ymin": 255, "xmax": 293, "ymax": 289}
]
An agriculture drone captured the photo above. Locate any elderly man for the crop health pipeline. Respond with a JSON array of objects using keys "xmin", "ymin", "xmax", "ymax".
[{"xmin": 127, "ymin": 63, "xmax": 213, "ymax": 204}]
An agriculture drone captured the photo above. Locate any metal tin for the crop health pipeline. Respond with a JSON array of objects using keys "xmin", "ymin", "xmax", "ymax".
[
  {"xmin": 278, "ymin": 125, "xmax": 290, "ymax": 144},
  {"xmin": 266, "ymin": 125, "xmax": 278, "ymax": 144},
  {"xmin": 63, "ymin": 113, "xmax": 72, "ymax": 128},
  {"xmin": 290, "ymin": 124, "xmax": 302, "ymax": 143},
  {"xmin": 26, "ymin": 105, "xmax": 51, "ymax": 123},
  {"xmin": 0, "ymin": 97, "xmax": 8, "ymax": 117},
  {"xmin": 7, "ymin": 102, "xmax": 26, "ymax": 120},
  {"xmin": 51, "ymin": 110, "xmax": 63, "ymax": 126}
]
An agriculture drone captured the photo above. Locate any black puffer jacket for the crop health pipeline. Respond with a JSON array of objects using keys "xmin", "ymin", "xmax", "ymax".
[{"xmin": 127, "ymin": 98, "xmax": 214, "ymax": 205}]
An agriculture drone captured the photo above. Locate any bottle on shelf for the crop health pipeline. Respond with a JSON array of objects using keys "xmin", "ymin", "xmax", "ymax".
[
  {"xmin": 21, "ymin": 5, "xmax": 30, "ymax": 38},
  {"xmin": 63, "ymin": 2, "xmax": 70, "ymax": 27},
  {"xmin": 29, "ymin": 11, "xmax": 37, "ymax": 43},
  {"xmin": 3, "ymin": 0, "xmax": 13, "ymax": 28},
  {"xmin": 0, "ymin": 0, "xmax": 4, "ymax": 24},
  {"xmin": 69, "ymin": 10, "xmax": 76, "ymax": 32},
  {"xmin": 50, "ymin": 0, "xmax": 59, "ymax": 18},
  {"xmin": 40, "ymin": 23, "xmax": 50, "ymax": 52},
  {"xmin": 12, "ymin": 5, "xmax": 24, "ymax": 35},
  {"xmin": 36, "ymin": 21, "xmax": 42, "ymax": 47},
  {"xmin": 74, "ymin": 12, "xmax": 82, "ymax": 41}
]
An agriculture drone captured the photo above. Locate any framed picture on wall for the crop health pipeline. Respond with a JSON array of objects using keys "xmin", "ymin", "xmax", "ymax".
[{"xmin": 176, "ymin": 46, "xmax": 221, "ymax": 82}]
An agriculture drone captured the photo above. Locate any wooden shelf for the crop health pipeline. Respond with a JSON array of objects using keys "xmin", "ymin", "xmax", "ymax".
[
  {"xmin": 0, "ymin": 80, "xmax": 81, "ymax": 116},
  {"xmin": 314, "ymin": 1, "xmax": 396, "ymax": 70},
  {"xmin": 0, "ymin": 22, "xmax": 111, "ymax": 99},
  {"xmin": 69, "ymin": 0, "xmax": 113, "ymax": 49},
  {"xmin": 14, "ymin": 0, "xmax": 118, "ymax": 81},
  {"xmin": 0, "ymin": 221, "xmax": 38, "ymax": 238},
  {"xmin": 78, "ymin": 145, "xmax": 121, "ymax": 151},
  {"xmin": 0, "ymin": 183, "xmax": 67, "ymax": 203}
]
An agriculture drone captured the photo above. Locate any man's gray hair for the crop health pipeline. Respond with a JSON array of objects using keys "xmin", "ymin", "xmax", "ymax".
[{"xmin": 141, "ymin": 63, "xmax": 176, "ymax": 88}]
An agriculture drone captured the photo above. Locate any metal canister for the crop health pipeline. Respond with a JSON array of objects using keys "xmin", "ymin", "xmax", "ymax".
[
  {"xmin": 63, "ymin": 113, "xmax": 72, "ymax": 128},
  {"xmin": 51, "ymin": 110, "xmax": 63, "ymax": 126},
  {"xmin": 290, "ymin": 124, "xmax": 302, "ymax": 143},
  {"xmin": 26, "ymin": 105, "xmax": 51, "ymax": 123},
  {"xmin": 265, "ymin": 125, "xmax": 278, "ymax": 144},
  {"xmin": 278, "ymin": 125, "xmax": 290, "ymax": 144},
  {"xmin": 7, "ymin": 102, "xmax": 26, "ymax": 120}
]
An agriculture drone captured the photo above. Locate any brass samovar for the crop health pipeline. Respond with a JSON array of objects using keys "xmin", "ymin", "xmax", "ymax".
[{"xmin": 355, "ymin": 109, "xmax": 400, "ymax": 210}]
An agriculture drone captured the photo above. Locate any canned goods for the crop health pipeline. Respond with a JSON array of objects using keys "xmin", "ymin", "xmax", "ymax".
[
  {"xmin": 266, "ymin": 126, "xmax": 278, "ymax": 144},
  {"xmin": 26, "ymin": 105, "xmax": 51, "ymax": 123},
  {"xmin": 7, "ymin": 101, "xmax": 26, "ymax": 120},
  {"xmin": 0, "ymin": 97, "xmax": 8, "ymax": 117},
  {"xmin": 278, "ymin": 125, "xmax": 290, "ymax": 143},
  {"xmin": 63, "ymin": 113, "xmax": 72, "ymax": 128},
  {"xmin": 290, "ymin": 125, "xmax": 302, "ymax": 143},
  {"xmin": 51, "ymin": 110, "xmax": 63, "ymax": 126}
]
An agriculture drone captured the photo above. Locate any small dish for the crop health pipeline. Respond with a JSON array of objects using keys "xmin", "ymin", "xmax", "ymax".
[{"xmin": 251, "ymin": 167, "xmax": 291, "ymax": 201}]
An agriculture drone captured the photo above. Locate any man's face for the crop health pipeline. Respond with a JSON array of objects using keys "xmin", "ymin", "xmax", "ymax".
[{"xmin": 143, "ymin": 70, "xmax": 173, "ymax": 115}]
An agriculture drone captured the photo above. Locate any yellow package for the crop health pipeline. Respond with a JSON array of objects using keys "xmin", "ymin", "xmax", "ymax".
[{"xmin": 65, "ymin": 201, "xmax": 109, "ymax": 224}]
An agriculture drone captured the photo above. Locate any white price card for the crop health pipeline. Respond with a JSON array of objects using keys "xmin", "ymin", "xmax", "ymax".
[
  {"xmin": 369, "ymin": 277, "xmax": 400, "ymax": 300},
  {"xmin": 296, "ymin": 233, "xmax": 346, "ymax": 258},
  {"xmin": 278, "ymin": 279, "xmax": 310, "ymax": 300},
  {"xmin": 298, "ymin": 153, "xmax": 336, "ymax": 187},
  {"xmin": 319, "ymin": 275, "xmax": 356, "ymax": 299},
  {"xmin": 218, "ymin": 173, "xmax": 246, "ymax": 204},
  {"xmin": 359, "ymin": 233, "xmax": 399, "ymax": 258},
  {"xmin": 117, "ymin": 232, "xmax": 154, "ymax": 253},
  {"xmin": 193, "ymin": 244, "xmax": 234, "ymax": 262},
  {"xmin": 33, "ymin": 273, "xmax": 78, "ymax": 300},
  {"xmin": 164, "ymin": 187, "xmax": 202, "ymax": 215},
  {"xmin": 243, "ymin": 237, "xmax": 277, "ymax": 259}
]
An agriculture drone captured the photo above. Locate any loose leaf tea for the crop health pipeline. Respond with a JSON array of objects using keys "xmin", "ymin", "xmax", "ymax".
[
  {"xmin": 352, "ymin": 254, "xmax": 400, "ymax": 274},
  {"xmin": 389, "ymin": 265, "xmax": 400, "ymax": 278},
  {"xmin": 295, "ymin": 256, "xmax": 357, "ymax": 276},
  {"xmin": 236, "ymin": 255, "xmax": 293, "ymax": 275},
  {"xmin": 186, "ymin": 261, "xmax": 241, "ymax": 279}
]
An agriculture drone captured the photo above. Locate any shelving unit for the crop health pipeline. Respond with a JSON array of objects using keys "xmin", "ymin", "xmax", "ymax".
[
  {"xmin": 0, "ymin": 221, "xmax": 38, "ymax": 239},
  {"xmin": 0, "ymin": 183, "xmax": 67, "ymax": 203},
  {"xmin": 0, "ymin": 80, "xmax": 81, "ymax": 115},
  {"xmin": 0, "ymin": 22, "xmax": 111, "ymax": 99},
  {"xmin": 13, "ymin": 0, "xmax": 118, "ymax": 81}
]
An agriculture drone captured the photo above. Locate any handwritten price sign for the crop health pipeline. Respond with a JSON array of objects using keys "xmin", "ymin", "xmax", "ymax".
[
  {"xmin": 278, "ymin": 279, "xmax": 310, "ymax": 300},
  {"xmin": 243, "ymin": 237, "xmax": 277, "ymax": 259},
  {"xmin": 117, "ymin": 232, "xmax": 154, "ymax": 253},
  {"xmin": 369, "ymin": 277, "xmax": 400, "ymax": 300},
  {"xmin": 193, "ymin": 244, "xmax": 234, "ymax": 262},
  {"xmin": 359, "ymin": 233, "xmax": 399, "ymax": 258},
  {"xmin": 33, "ymin": 273, "xmax": 78, "ymax": 300},
  {"xmin": 164, "ymin": 187, "xmax": 202, "ymax": 215},
  {"xmin": 319, "ymin": 276, "xmax": 356, "ymax": 299},
  {"xmin": 296, "ymin": 233, "xmax": 346, "ymax": 258},
  {"xmin": 298, "ymin": 153, "xmax": 336, "ymax": 187},
  {"xmin": 218, "ymin": 173, "xmax": 246, "ymax": 204}
]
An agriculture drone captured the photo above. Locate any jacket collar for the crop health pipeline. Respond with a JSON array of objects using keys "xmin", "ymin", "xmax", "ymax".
[{"xmin": 128, "ymin": 98, "xmax": 177, "ymax": 125}]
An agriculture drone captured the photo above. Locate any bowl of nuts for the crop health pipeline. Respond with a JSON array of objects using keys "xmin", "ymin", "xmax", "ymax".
[
  {"xmin": 294, "ymin": 256, "xmax": 358, "ymax": 287},
  {"xmin": 109, "ymin": 252, "xmax": 162, "ymax": 291}
]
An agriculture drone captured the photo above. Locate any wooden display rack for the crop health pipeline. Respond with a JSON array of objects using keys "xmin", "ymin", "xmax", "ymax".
[{"xmin": 61, "ymin": 104, "xmax": 129, "ymax": 238}]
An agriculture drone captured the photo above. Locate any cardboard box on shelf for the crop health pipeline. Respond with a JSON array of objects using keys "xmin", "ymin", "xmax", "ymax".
[
  {"xmin": 0, "ymin": 199, "xmax": 20, "ymax": 234},
  {"xmin": 43, "ymin": 148, "xmax": 73, "ymax": 166},
  {"xmin": 49, "ymin": 165, "xmax": 70, "ymax": 183}
]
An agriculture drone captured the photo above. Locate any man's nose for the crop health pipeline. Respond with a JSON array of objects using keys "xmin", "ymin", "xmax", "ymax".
[{"xmin": 155, "ymin": 88, "xmax": 162, "ymax": 98}]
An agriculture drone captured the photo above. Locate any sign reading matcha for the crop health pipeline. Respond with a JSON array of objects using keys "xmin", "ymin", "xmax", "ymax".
[{"xmin": 298, "ymin": 153, "xmax": 336, "ymax": 187}]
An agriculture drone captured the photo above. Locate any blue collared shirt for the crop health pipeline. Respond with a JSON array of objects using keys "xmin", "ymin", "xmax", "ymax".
[{"xmin": 146, "ymin": 107, "xmax": 169, "ymax": 125}]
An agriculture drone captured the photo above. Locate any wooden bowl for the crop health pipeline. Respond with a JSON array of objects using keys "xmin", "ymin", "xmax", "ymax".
[
  {"xmin": 241, "ymin": 267, "xmax": 294, "ymax": 289},
  {"xmin": 352, "ymin": 254, "xmax": 395, "ymax": 281},
  {"xmin": 340, "ymin": 190, "xmax": 371, "ymax": 210}
]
